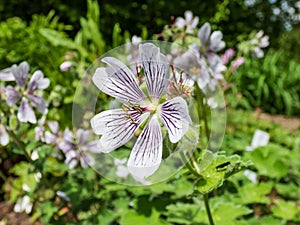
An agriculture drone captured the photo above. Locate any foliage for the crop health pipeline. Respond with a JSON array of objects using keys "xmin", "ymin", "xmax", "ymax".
[
  {"xmin": 2, "ymin": 0, "xmax": 300, "ymax": 49},
  {"xmin": 0, "ymin": 3, "xmax": 299, "ymax": 225},
  {"xmin": 227, "ymin": 49, "xmax": 300, "ymax": 116},
  {"xmin": 278, "ymin": 25, "xmax": 300, "ymax": 62},
  {"xmin": 0, "ymin": 11, "xmax": 71, "ymax": 71}
]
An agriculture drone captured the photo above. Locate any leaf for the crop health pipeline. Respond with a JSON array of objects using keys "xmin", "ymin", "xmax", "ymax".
[
  {"xmin": 212, "ymin": 202, "xmax": 252, "ymax": 224},
  {"xmin": 275, "ymin": 183, "xmax": 300, "ymax": 199},
  {"xmin": 271, "ymin": 199, "xmax": 300, "ymax": 221},
  {"xmin": 171, "ymin": 177, "xmax": 194, "ymax": 199},
  {"xmin": 245, "ymin": 215, "xmax": 284, "ymax": 225},
  {"xmin": 164, "ymin": 203, "xmax": 204, "ymax": 225},
  {"xmin": 195, "ymin": 150, "xmax": 252, "ymax": 194},
  {"xmin": 238, "ymin": 182, "xmax": 273, "ymax": 204},
  {"xmin": 120, "ymin": 209, "xmax": 168, "ymax": 225},
  {"xmin": 39, "ymin": 28, "xmax": 88, "ymax": 57},
  {"xmin": 246, "ymin": 144, "xmax": 289, "ymax": 179}
]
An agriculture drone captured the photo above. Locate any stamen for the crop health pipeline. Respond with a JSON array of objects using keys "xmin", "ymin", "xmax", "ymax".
[
  {"xmin": 122, "ymin": 104, "xmax": 130, "ymax": 112},
  {"xmin": 132, "ymin": 105, "xmax": 143, "ymax": 114},
  {"xmin": 124, "ymin": 114, "xmax": 138, "ymax": 124},
  {"xmin": 122, "ymin": 103, "xmax": 144, "ymax": 124}
]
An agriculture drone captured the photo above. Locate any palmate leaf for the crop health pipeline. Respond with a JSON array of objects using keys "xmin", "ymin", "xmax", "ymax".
[
  {"xmin": 120, "ymin": 209, "xmax": 169, "ymax": 225},
  {"xmin": 271, "ymin": 199, "xmax": 300, "ymax": 221},
  {"xmin": 194, "ymin": 150, "xmax": 252, "ymax": 194}
]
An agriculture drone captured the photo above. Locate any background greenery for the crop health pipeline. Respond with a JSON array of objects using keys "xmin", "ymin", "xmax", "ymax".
[{"xmin": 0, "ymin": 0, "xmax": 299, "ymax": 224}]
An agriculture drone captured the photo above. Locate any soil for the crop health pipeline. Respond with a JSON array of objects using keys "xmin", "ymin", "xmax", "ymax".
[
  {"xmin": 0, "ymin": 201, "xmax": 41, "ymax": 225},
  {"xmin": 257, "ymin": 112, "xmax": 300, "ymax": 132}
]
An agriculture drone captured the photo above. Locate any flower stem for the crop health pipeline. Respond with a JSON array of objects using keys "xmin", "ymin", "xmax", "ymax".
[
  {"xmin": 5, "ymin": 127, "xmax": 32, "ymax": 163},
  {"xmin": 179, "ymin": 151, "xmax": 199, "ymax": 177},
  {"xmin": 204, "ymin": 193, "xmax": 215, "ymax": 225}
]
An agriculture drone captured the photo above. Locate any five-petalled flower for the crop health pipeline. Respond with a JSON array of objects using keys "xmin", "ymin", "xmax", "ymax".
[{"xmin": 90, "ymin": 43, "xmax": 192, "ymax": 178}]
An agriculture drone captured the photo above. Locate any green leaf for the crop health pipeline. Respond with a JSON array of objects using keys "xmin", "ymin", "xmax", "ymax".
[
  {"xmin": 171, "ymin": 177, "xmax": 194, "ymax": 199},
  {"xmin": 238, "ymin": 182, "xmax": 273, "ymax": 204},
  {"xmin": 39, "ymin": 28, "xmax": 88, "ymax": 57},
  {"xmin": 212, "ymin": 202, "xmax": 252, "ymax": 224},
  {"xmin": 195, "ymin": 150, "xmax": 251, "ymax": 194},
  {"xmin": 44, "ymin": 156, "xmax": 67, "ymax": 176},
  {"xmin": 271, "ymin": 199, "xmax": 300, "ymax": 221},
  {"xmin": 246, "ymin": 144, "xmax": 289, "ymax": 179},
  {"xmin": 120, "ymin": 209, "xmax": 168, "ymax": 225},
  {"xmin": 275, "ymin": 183, "xmax": 300, "ymax": 199},
  {"xmin": 245, "ymin": 215, "xmax": 284, "ymax": 225},
  {"xmin": 164, "ymin": 203, "xmax": 203, "ymax": 225}
]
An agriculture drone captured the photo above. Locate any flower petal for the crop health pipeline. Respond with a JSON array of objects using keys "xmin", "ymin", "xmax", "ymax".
[
  {"xmin": 28, "ymin": 70, "xmax": 50, "ymax": 92},
  {"xmin": 191, "ymin": 17, "xmax": 199, "ymax": 29},
  {"xmin": 0, "ymin": 68, "xmax": 15, "ymax": 81},
  {"xmin": 127, "ymin": 115, "xmax": 163, "ymax": 178},
  {"xmin": 90, "ymin": 109, "xmax": 148, "ymax": 153},
  {"xmin": 5, "ymin": 86, "xmax": 21, "ymax": 106},
  {"xmin": 184, "ymin": 11, "xmax": 193, "ymax": 23},
  {"xmin": 159, "ymin": 96, "xmax": 191, "ymax": 143},
  {"xmin": 139, "ymin": 43, "xmax": 169, "ymax": 99},
  {"xmin": 198, "ymin": 22, "xmax": 211, "ymax": 47},
  {"xmin": 45, "ymin": 131, "xmax": 57, "ymax": 144},
  {"xmin": 175, "ymin": 17, "xmax": 185, "ymax": 29},
  {"xmin": 17, "ymin": 98, "xmax": 36, "ymax": 124},
  {"xmin": 93, "ymin": 57, "xmax": 145, "ymax": 104},
  {"xmin": 48, "ymin": 121, "xmax": 59, "ymax": 134},
  {"xmin": 76, "ymin": 129, "xmax": 90, "ymax": 145},
  {"xmin": 209, "ymin": 31, "xmax": 225, "ymax": 52},
  {"xmin": 58, "ymin": 128, "xmax": 76, "ymax": 153},
  {"xmin": 27, "ymin": 95, "xmax": 47, "ymax": 113},
  {"xmin": 79, "ymin": 152, "xmax": 95, "ymax": 168},
  {"xmin": 0, "ymin": 125, "xmax": 9, "ymax": 146},
  {"xmin": 11, "ymin": 61, "xmax": 29, "ymax": 88}
]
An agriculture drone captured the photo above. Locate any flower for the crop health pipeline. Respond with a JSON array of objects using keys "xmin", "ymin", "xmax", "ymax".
[
  {"xmin": 3, "ymin": 61, "xmax": 50, "ymax": 123},
  {"xmin": 0, "ymin": 124, "xmax": 9, "ymax": 146},
  {"xmin": 58, "ymin": 128, "xmax": 98, "ymax": 169},
  {"xmin": 91, "ymin": 43, "xmax": 192, "ymax": 178},
  {"xmin": 0, "ymin": 67, "xmax": 15, "ymax": 81},
  {"xmin": 198, "ymin": 22, "xmax": 225, "ymax": 53},
  {"xmin": 14, "ymin": 195, "xmax": 33, "ymax": 214},
  {"xmin": 60, "ymin": 61, "xmax": 73, "ymax": 71},
  {"xmin": 172, "ymin": 23, "xmax": 227, "ymax": 91},
  {"xmin": 174, "ymin": 11, "xmax": 199, "ymax": 34},
  {"xmin": 231, "ymin": 57, "xmax": 245, "ymax": 70},
  {"xmin": 221, "ymin": 48, "xmax": 235, "ymax": 65}
]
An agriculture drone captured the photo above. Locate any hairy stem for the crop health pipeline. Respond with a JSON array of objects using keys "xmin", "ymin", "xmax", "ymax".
[{"xmin": 204, "ymin": 193, "xmax": 215, "ymax": 225}]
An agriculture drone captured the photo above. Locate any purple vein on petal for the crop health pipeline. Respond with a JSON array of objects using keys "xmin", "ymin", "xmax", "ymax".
[
  {"xmin": 90, "ymin": 109, "xmax": 148, "ymax": 153},
  {"xmin": 93, "ymin": 57, "xmax": 145, "ymax": 104},
  {"xmin": 159, "ymin": 96, "xmax": 191, "ymax": 143},
  {"xmin": 127, "ymin": 115, "xmax": 162, "ymax": 178},
  {"xmin": 139, "ymin": 43, "xmax": 169, "ymax": 100}
]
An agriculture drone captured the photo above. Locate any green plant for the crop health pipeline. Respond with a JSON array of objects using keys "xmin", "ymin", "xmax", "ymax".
[{"xmin": 227, "ymin": 49, "xmax": 300, "ymax": 115}]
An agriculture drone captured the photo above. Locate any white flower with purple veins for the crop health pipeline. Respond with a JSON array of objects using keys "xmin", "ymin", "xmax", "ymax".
[
  {"xmin": 0, "ymin": 124, "xmax": 9, "ymax": 146},
  {"xmin": 173, "ymin": 44, "xmax": 225, "ymax": 90},
  {"xmin": 198, "ymin": 22, "xmax": 226, "ymax": 66},
  {"xmin": 59, "ymin": 128, "xmax": 98, "ymax": 169},
  {"xmin": 0, "ymin": 67, "xmax": 15, "ymax": 81},
  {"xmin": 251, "ymin": 30, "xmax": 269, "ymax": 58},
  {"xmin": 198, "ymin": 22, "xmax": 225, "ymax": 53},
  {"xmin": 175, "ymin": 11, "xmax": 199, "ymax": 34},
  {"xmin": 91, "ymin": 43, "xmax": 192, "ymax": 178},
  {"xmin": 4, "ymin": 61, "xmax": 50, "ymax": 123}
]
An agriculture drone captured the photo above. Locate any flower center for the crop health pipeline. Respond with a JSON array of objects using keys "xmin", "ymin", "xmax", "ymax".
[{"xmin": 146, "ymin": 102, "xmax": 157, "ymax": 114}]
